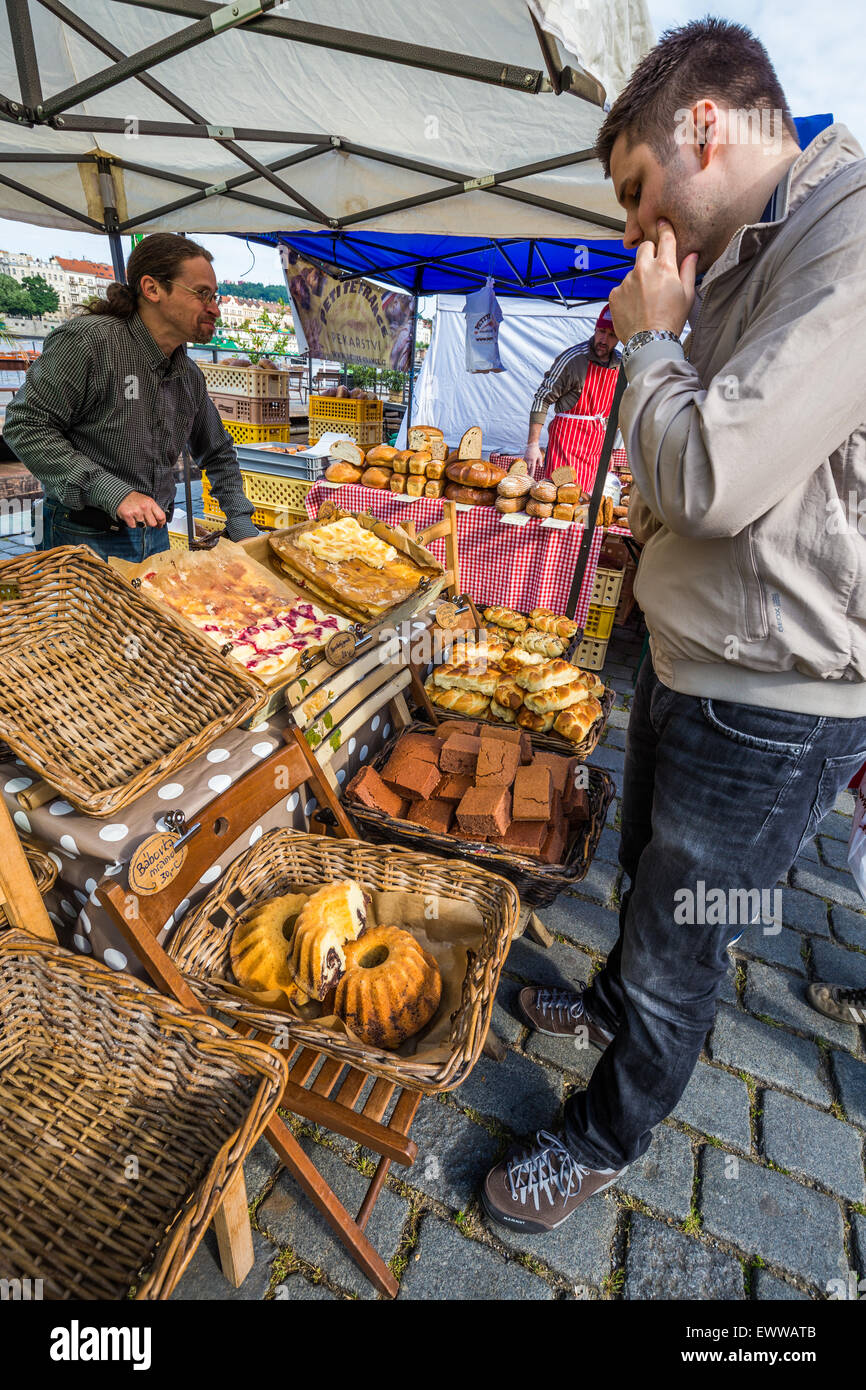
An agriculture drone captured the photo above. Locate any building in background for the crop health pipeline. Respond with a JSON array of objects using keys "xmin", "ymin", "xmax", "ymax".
[{"xmin": 0, "ymin": 250, "xmax": 112, "ymax": 320}]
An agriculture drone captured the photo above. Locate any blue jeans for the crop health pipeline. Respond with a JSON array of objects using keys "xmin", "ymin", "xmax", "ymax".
[
  {"xmin": 564, "ymin": 656, "xmax": 866, "ymax": 1171},
  {"xmin": 38, "ymin": 497, "xmax": 170, "ymax": 563}
]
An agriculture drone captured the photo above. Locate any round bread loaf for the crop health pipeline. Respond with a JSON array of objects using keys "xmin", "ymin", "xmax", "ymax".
[
  {"xmin": 360, "ymin": 466, "xmax": 392, "ymax": 489},
  {"xmin": 324, "ymin": 461, "xmax": 363, "ymax": 484},
  {"xmin": 495, "ymin": 496, "xmax": 525, "ymax": 514},
  {"xmin": 530, "ymin": 480, "xmax": 557, "ymax": 503},
  {"xmin": 497, "ymin": 474, "xmax": 533, "ymax": 499},
  {"xmin": 526, "ymin": 500, "xmax": 553, "ymax": 518},
  {"xmin": 445, "ymin": 460, "xmax": 506, "ymax": 489},
  {"xmin": 365, "ymin": 444, "xmax": 400, "ymax": 466},
  {"xmin": 444, "ymin": 484, "xmax": 497, "ymax": 507}
]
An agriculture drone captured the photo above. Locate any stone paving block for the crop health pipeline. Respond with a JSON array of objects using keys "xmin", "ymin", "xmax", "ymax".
[
  {"xmin": 491, "ymin": 976, "xmax": 525, "ymax": 1045},
  {"xmin": 836, "ymin": 789, "xmax": 856, "ymax": 817},
  {"xmin": 492, "ymin": 1190, "xmax": 618, "ymax": 1289},
  {"xmin": 795, "ymin": 838, "xmax": 820, "ymax": 864},
  {"xmin": 590, "ymin": 744, "xmax": 626, "ymax": 775},
  {"xmin": 700, "ymin": 1149, "xmax": 847, "ymax": 1286},
  {"xmin": 673, "ymin": 1061, "xmax": 752, "ymax": 1149},
  {"xmin": 244, "ymin": 1136, "xmax": 283, "ymax": 1201},
  {"xmin": 790, "ymin": 863, "xmax": 863, "ymax": 912},
  {"xmin": 594, "ymin": 827, "xmax": 622, "ymax": 864},
  {"xmin": 780, "ymin": 886, "xmax": 831, "ymax": 937},
  {"xmin": 503, "ymin": 937, "xmax": 593, "ymax": 989},
  {"xmin": 257, "ymin": 1138, "xmax": 409, "ymax": 1299},
  {"xmin": 718, "ymin": 964, "xmax": 738, "ymax": 1006},
  {"xmin": 853, "ymin": 1213, "xmax": 866, "ymax": 1276},
  {"xmin": 819, "ymin": 810, "xmax": 854, "ymax": 843},
  {"xmin": 608, "ymin": 706, "xmax": 630, "ymax": 730},
  {"xmin": 172, "ymin": 1229, "xmax": 278, "ymax": 1301},
  {"xmin": 710, "ymin": 1006, "xmax": 830, "ymax": 1106},
  {"xmin": 398, "ymin": 1214, "xmax": 554, "ymax": 1300},
  {"xmin": 761, "ymin": 1090, "xmax": 865, "ymax": 1204},
  {"xmin": 525, "ymin": 1028, "xmax": 602, "ymax": 1082},
  {"xmin": 270, "ymin": 1274, "xmax": 342, "ymax": 1300},
  {"xmin": 624, "ymin": 1214, "xmax": 744, "ymax": 1301},
  {"xmin": 831, "ymin": 1050, "xmax": 866, "ymax": 1129},
  {"xmin": 455, "ymin": 1047, "xmax": 564, "ymax": 1134},
  {"xmin": 730, "ymin": 926, "xmax": 806, "ymax": 976},
  {"xmin": 614, "ymin": 1124, "xmax": 694, "ymax": 1221},
  {"xmin": 568, "ymin": 857, "xmax": 620, "ymax": 906},
  {"xmin": 811, "ymin": 937, "xmax": 866, "ymax": 991},
  {"xmin": 401, "ymin": 1097, "xmax": 501, "ymax": 1211},
  {"xmin": 543, "ymin": 896, "xmax": 620, "ymax": 955},
  {"xmin": 603, "ymin": 727, "xmax": 628, "ymax": 751},
  {"xmin": 819, "ymin": 835, "xmax": 851, "ymax": 871},
  {"xmin": 745, "ymin": 960, "xmax": 858, "ymax": 1049},
  {"xmin": 753, "ymin": 1270, "xmax": 813, "ymax": 1301},
  {"xmin": 830, "ymin": 905, "xmax": 866, "ymax": 951}
]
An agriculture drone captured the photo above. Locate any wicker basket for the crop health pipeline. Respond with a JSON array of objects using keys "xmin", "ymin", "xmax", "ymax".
[
  {"xmin": 168, "ymin": 830, "xmax": 519, "ymax": 1092},
  {"xmin": 0, "ymin": 546, "xmax": 265, "ymax": 816},
  {"xmin": 0, "ymin": 932, "xmax": 287, "ymax": 1300},
  {"xmin": 343, "ymin": 723, "xmax": 616, "ymax": 908},
  {"xmin": 420, "ymin": 687, "xmax": 615, "ymax": 760},
  {"xmin": 0, "ymin": 836, "xmax": 57, "ymax": 929}
]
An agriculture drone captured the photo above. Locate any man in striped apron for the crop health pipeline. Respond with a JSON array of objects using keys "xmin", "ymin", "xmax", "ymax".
[{"xmin": 525, "ymin": 306, "xmax": 621, "ymax": 489}]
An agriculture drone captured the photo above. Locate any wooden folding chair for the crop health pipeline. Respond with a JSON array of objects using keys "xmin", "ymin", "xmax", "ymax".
[
  {"xmin": 397, "ymin": 499, "xmax": 461, "ymax": 598},
  {"xmin": 96, "ymin": 728, "xmax": 422, "ymax": 1298}
]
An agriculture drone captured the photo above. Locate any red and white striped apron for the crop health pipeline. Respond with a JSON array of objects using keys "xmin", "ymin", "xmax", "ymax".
[{"xmin": 543, "ymin": 359, "xmax": 620, "ymax": 493}]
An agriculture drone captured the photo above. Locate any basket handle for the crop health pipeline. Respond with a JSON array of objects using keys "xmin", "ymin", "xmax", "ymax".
[{"xmin": 0, "ymin": 798, "xmax": 57, "ymax": 942}]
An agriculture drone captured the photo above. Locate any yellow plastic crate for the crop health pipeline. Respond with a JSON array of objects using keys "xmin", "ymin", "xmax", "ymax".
[
  {"xmin": 309, "ymin": 394, "xmax": 382, "ymax": 423},
  {"xmin": 199, "ymin": 362, "xmax": 290, "ymax": 398},
  {"xmin": 202, "ymin": 469, "xmax": 312, "ymax": 531},
  {"xmin": 590, "ymin": 565, "xmax": 625, "ymax": 608},
  {"xmin": 222, "ymin": 420, "xmax": 293, "ymax": 446},
  {"xmin": 168, "ymin": 516, "xmax": 224, "ymax": 550},
  {"xmin": 572, "ymin": 636, "xmax": 610, "ymax": 671},
  {"xmin": 584, "ymin": 603, "xmax": 617, "ymax": 641},
  {"xmin": 308, "ymin": 417, "xmax": 383, "ymax": 449}
]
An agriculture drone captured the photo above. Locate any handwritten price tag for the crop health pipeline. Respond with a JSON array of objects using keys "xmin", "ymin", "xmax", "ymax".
[{"xmin": 128, "ymin": 832, "xmax": 187, "ymax": 896}]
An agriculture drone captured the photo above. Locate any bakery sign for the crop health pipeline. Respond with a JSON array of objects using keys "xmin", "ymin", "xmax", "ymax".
[{"xmin": 278, "ymin": 242, "xmax": 414, "ymax": 370}]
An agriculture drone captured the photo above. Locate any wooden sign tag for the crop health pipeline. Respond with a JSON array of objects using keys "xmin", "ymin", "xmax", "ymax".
[
  {"xmin": 325, "ymin": 630, "xmax": 357, "ymax": 667},
  {"xmin": 128, "ymin": 831, "xmax": 187, "ymax": 896},
  {"xmin": 434, "ymin": 600, "xmax": 459, "ymax": 629}
]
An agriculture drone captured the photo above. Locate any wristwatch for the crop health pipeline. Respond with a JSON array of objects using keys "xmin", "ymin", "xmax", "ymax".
[{"xmin": 622, "ymin": 329, "xmax": 681, "ymax": 369}]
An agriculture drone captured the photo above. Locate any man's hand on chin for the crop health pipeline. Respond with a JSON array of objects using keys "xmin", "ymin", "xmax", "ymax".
[{"xmin": 609, "ymin": 220, "xmax": 698, "ymax": 345}]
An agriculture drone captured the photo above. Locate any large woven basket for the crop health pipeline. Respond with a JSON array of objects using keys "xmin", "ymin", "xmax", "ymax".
[
  {"xmin": 0, "ymin": 546, "xmax": 265, "ymax": 816},
  {"xmin": 0, "ymin": 837, "xmax": 57, "ymax": 928},
  {"xmin": 0, "ymin": 932, "xmax": 287, "ymax": 1300},
  {"xmin": 343, "ymin": 722, "xmax": 616, "ymax": 909},
  {"xmin": 168, "ymin": 830, "xmax": 520, "ymax": 1092}
]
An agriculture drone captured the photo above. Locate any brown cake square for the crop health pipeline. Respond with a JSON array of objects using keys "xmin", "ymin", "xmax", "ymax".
[
  {"xmin": 393, "ymin": 733, "xmax": 443, "ymax": 765},
  {"xmin": 531, "ymin": 751, "xmax": 575, "ymax": 795},
  {"xmin": 456, "ymin": 785, "xmax": 512, "ymax": 839},
  {"xmin": 540, "ymin": 792, "xmax": 569, "ymax": 864},
  {"xmin": 439, "ymin": 732, "xmax": 482, "ymax": 776},
  {"xmin": 435, "ymin": 718, "xmax": 479, "ymax": 739},
  {"xmin": 405, "ymin": 798, "xmax": 453, "ymax": 835},
  {"xmin": 345, "ymin": 766, "xmax": 407, "ymax": 818},
  {"xmin": 438, "ymin": 773, "xmax": 474, "ymax": 802},
  {"xmin": 381, "ymin": 748, "xmax": 442, "ymax": 800},
  {"xmin": 512, "ymin": 764, "xmax": 553, "ymax": 821},
  {"xmin": 563, "ymin": 778, "xmax": 590, "ymax": 820},
  {"xmin": 499, "ymin": 819, "xmax": 547, "ymax": 857},
  {"xmin": 476, "ymin": 738, "xmax": 521, "ymax": 788},
  {"xmin": 479, "ymin": 724, "xmax": 532, "ymax": 763}
]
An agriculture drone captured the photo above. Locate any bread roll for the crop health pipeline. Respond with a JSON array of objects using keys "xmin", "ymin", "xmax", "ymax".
[
  {"xmin": 514, "ymin": 629, "xmax": 567, "ymax": 657},
  {"xmin": 489, "ymin": 699, "xmax": 518, "ymax": 724},
  {"xmin": 498, "ymin": 650, "xmax": 545, "ymax": 677},
  {"xmin": 324, "ymin": 461, "xmax": 362, "ymax": 484},
  {"xmin": 408, "ymin": 452, "xmax": 431, "ymax": 476},
  {"xmin": 495, "ymin": 496, "xmax": 525, "ymax": 514},
  {"xmin": 526, "ymin": 500, "xmax": 553, "ymax": 519},
  {"xmin": 515, "ymin": 659, "xmax": 586, "ymax": 693},
  {"xmin": 360, "ymin": 466, "xmax": 391, "ymax": 489},
  {"xmin": 390, "ymin": 474, "xmax": 407, "ymax": 494},
  {"xmin": 524, "ymin": 680, "xmax": 595, "ymax": 714},
  {"xmin": 483, "ymin": 606, "xmax": 527, "ymax": 633},
  {"xmin": 424, "ymin": 479, "xmax": 445, "ymax": 498},
  {"xmin": 406, "ymin": 476, "xmax": 426, "ymax": 497},
  {"xmin": 516, "ymin": 707, "xmax": 555, "ymax": 733},
  {"xmin": 497, "ymin": 474, "xmax": 533, "ymax": 499},
  {"xmin": 426, "ymin": 460, "xmax": 446, "ymax": 480},
  {"xmin": 458, "ymin": 425, "xmax": 482, "ymax": 460},
  {"xmin": 552, "ymin": 504, "xmax": 574, "ymax": 521},
  {"xmin": 444, "ymin": 484, "xmax": 496, "ymax": 507},
  {"xmin": 492, "ymin": 679, "xmax": 524, "ymax": 711},
  {"xmin": 530, "ymin": 480, "xmax": 557, "ymax": 503},
  {"xmin": 365, "ymin": 444, "xmax": 400, "ymax": 466},
  {"xmin": 392, "ymin": 450, "xmax": 413, "ymax": 475},
  {"xmin": 331, "ymin": 439, "xmax": 365, "ymax": 468},
  {"xmin": 529, "ymin": 609, "xmax": 579, "ymax": 641},
  {"xmin": 553, "ymin": 697, "xmax": 603, "ymax": 742},
  {"xmin": 445, "ymin": 460, "xmax": 506, "ymax": 489},
  {"xmin": 425, "ymin": 679, "xmax": 491, "ymax": 717},
  {"xmin": 556, "ymin": 484, "xmax": 581, "ymax": 505}
]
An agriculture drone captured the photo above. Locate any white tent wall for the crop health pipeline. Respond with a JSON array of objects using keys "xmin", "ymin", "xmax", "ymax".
[{"xmin": 397, "ymin": 293, "xmax": 608, "ymax": 456}]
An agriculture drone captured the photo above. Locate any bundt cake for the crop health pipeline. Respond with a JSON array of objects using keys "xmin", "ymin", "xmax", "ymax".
[
  {"xmin": 230, "ymin": 893, "xmax": 309, "ymax": 1001},
  {"xmin": 334, "ymin": 925, "xmax": 442, "ymax": 1049},
  {"xmin": 289, "ymin": 879, "xmax": 369, "ymax": 1001}
]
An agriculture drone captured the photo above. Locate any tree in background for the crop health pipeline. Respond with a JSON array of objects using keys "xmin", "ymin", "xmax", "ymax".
[
  {"xmin": 217, "ymin": 281, "xmax": 288, "ymax": 303},
  {"xmin": 21, "ymin": 274, "xmax": 59, "ymax": 317},
  {"xmin": 0, "ymin": 274, "xmax": 35, "ymax": 317}
]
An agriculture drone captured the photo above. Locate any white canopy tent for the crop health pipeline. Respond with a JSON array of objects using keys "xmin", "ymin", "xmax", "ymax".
[{"xmin": 0, "ymin": 0, "xmax": 653, "ymax": 267}]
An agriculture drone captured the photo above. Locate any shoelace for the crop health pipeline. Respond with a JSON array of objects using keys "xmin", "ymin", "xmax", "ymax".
[
  {"xmin": 839, "ymin": 987, "xmax": 866, "ymax": 1007},
  {"xmin": 536, "ymin": 988, "xmax": 585, "ymax": 1024},
  {"xmin": 506, "ymin": 1130, "xmax": 589, "ymax": 1211}
]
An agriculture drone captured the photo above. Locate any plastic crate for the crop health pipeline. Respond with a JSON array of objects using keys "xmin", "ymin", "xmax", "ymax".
[
  {"xmin": 210, "ymin": 391, "xmax": 290, "ymax": 426},
  {"xmin": 199, "ymin": 362, "xmax": 289, "ymax": 399},
  {"xmin": 573, "ymin": 636, "xmax": 610, "ymax": 671},
  {"xmin": 222, "ymin": 420, "xmax": 293, "ymax": 446},
  {"xmin": 590, "ymin": 565, "xmax": 625, "ymax": 608},
  {"xmin": 235, "ymin": 444, "xmax": 322, "ymax": 481},
  {"xmin": 583, "ymin": 603, "xmax": 617, "ymax": 641},
  {"xmin": 309, "ymin": 394, "xmax": 382, "ymax": 423},
  {"xmin": 202, "ymin": 469, "xmax": 313, "ymax": 531},
  {"xmin": 308, "ymin": 417, "xmax": 382, "ymax": 449},
  {"xmin": 168, "ymin": 516, "xmax": 224, "ymax": 550}
]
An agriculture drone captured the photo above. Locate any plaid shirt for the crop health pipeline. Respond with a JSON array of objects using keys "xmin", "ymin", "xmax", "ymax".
[
  {"xmin": 529, "ymin": 337, "xmax": 622, "ymax": 424},
  {"xmin": 3, "ymin": 311, "xmax": 256, "ymax": 538}
]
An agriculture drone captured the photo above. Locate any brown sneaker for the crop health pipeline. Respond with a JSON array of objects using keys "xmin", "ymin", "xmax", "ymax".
[
  {"xmin": 482, "ymin": 1129, "xmax": 625, "ymax": 1234},
  {"xmin": 806, "ymin": 983, "xmax": 866, "ymax": 1025},
  {"xmin": 518, "ymin": 986, "xmax": 614, "ymax": 1048}
]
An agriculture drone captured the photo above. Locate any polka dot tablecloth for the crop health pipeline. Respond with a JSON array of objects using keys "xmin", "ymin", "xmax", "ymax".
[{"xmin": 0, "ymin": 704, "xmax": 396, "ymax": 981}]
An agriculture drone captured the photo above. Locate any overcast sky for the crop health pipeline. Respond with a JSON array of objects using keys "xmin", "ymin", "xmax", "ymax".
[{"xmin": 0, "ymin": 1, "xmax": 857, "ymax": 288}]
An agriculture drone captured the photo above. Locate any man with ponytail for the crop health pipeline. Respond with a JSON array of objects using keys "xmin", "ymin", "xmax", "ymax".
[{"xmin": 4, "ymin": 232, "xmax": 257, "ymax": 558}]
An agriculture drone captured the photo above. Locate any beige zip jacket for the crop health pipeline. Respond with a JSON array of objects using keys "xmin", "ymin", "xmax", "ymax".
[{"xmin": 622, "ymin": 123, "xmax": 866, "ymax": 715}]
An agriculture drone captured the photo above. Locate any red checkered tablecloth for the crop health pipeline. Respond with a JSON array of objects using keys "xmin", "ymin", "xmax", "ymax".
[{"xmin": 304, "ymin": 482, "xmax": 618, "ymax": 626}]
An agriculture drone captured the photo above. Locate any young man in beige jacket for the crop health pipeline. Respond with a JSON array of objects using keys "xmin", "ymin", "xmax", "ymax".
[{"xmin": 482, "ymin": 17, "xmax": 866, "ymax": 1233}]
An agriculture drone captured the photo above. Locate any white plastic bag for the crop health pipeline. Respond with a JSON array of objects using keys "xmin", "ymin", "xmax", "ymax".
[
  {"xmin": 464, "ymin": 276, "xmax": 504, "ymax": 373},
  {"xmin": 847, "ymin": 767, "xmax": 866, "ymax": 903}
]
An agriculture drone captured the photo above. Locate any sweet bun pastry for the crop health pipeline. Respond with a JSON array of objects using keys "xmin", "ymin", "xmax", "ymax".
[
  {"xmin": 514, "ymin": 629, "xmax": 567, "ymax": 658},
  {"xmin": 289, "ymin": 880, "xmax": 369, "ymax": 1001},
  {"xmin": 497, "ymin": 651, "xmax": 543, "ymax": 678},
  {"xmin": 434, "ymin": 661, "xmax": 502, "ymax": 697},
  {"xmin": 483, "ymin": 606, "xmax": 527, "ymax": 633},
  {"xmin": 516, "ymin": 707, "xmax": 555, "ymax": 733},
  {"xmin": 424, "ymin": 678, "xmax": 491, "ymax": 717},
  {"xmin": 448, "ymin": 635, "xmax": 510, "ymax": 665},
  {"xmin": 489, "ymin": 698, "xmax": 518, "ymax": 723},
  {"xmin": 553, "ymin": 697, "xmax": 603, "ymax": 742},
  {"xmin": 324, "ymin": 461, "xmax": 363, "ymax": 484},
  {"xmin": 230, "ymin": 893, "xmax": 310, "ymax": 1000},
  {"xmin": 492, "ymin": 679, "xmax": 525, "ymax": 711},
  {"xmin": 529, "ymin": 609, "xmax": 580, "ymax": 641},
  {"xmin": 481, "ymin": 623, "xmax": 516, "ymax": 648},
  {"xmin": 515, "ymin": 659, "xmax": 586, "ymax": 693},
  {"xmin": 523, "ymin": 679, "xmax": 594, "ymax": 714},
  {"xmin": 334, "ymin": 925, "xmax": 442, "ymax": 1049}
]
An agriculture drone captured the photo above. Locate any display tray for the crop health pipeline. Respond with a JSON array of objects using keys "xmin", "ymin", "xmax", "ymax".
[
  {"xmin": 167, "ymin": 829, "xmax": 519, "ymax": 1092},
  {"xmin": 0, "ymin": 546, "xmax": 265, "ymax": 817},
  {"xmin": 342, "ymin": 722, "xmax": 616, "ymax": 908},
  {"xmin": 418, "ymin": 686, "xmax": 614, "ymax": 761}
]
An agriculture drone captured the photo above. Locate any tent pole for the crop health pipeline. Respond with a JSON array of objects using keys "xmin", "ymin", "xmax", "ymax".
[
  {"xmin": 405, "ymin": 285, "xmax": 420, "ymax": 431},
  {"xmin": 564, "ymin": 367, "xmax": 627, "ymax": 624},
  {"xmin": 98, "ymin": 156, "xmax": 126, "ymax": 284}
]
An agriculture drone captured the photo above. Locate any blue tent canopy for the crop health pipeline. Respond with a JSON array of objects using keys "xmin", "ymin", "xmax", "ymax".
[{"xmin": 245, "ymin": 115, "xmax": 833, "ymax": 303}]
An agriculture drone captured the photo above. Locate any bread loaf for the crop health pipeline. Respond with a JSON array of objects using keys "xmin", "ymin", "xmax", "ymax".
[
  {"xmin": 390, "ymin": 474, "xmax": 407, "ymax": 494},
  {"xmin": 360, "ymin": 466, "xmax": 391, "ymax": 489},
  {"xmin": 408, "ymin": 426, "xmax": 444, "ymax": 451},
  {"xmin": 458, "ymin": 425, "xmax": 482, "ymax": 460},
  {"xmin": 552, "ymin": 504, "xmax": 574, "ymax": 521},
  {"xmin": 497, "ymin": 473, "xmax": 533, "ymax": 499},
  {"xmin": 424, "ymin": 479, "xmax": 445, "ymax": 498},
  {"xmin": 365, "ymin": 444, "xmax": 400, "ymax": 466},
  {"xmin": 444, "ymin": 484, "xmax": 496, "ymax": 507},
  {"xmin": 426, "ymin": 460, "xmax": 446, "ymax": 480},
  {"xmin": 483, "ymin": 606, "xmax": 527, "ymax": 633},
  {"xmin": 324, "ymin": 461, "xmax": 363, "ymax": 484},
  {"xmin": 553, "ymin": 697, "xmax": 603, "ymax": 742},
  {"xmin": 515, "ymin": 659, "xmax": 585, "ymax": 693},
  {"xmin": 495, "ymin": 496, "xmax": 525, "ymax": 514},
  {"xmin": 530, "ymin": 480, "xmax": 557, "ymax": 503},
  {"xmin": 392, "ymin": 450, "xmax": 413, "ymax": 475},
  {"xmin": 550, "ymin": 466, "xmax": 576, "ymax": 487},
  {"xmin": 331, "ymin": 439, "xmax": 365, "ymax": 468},
  {"xmin": 408, "ymin": 452, "xmax": 431, "ymax": 476},
  {"xmin": 526, "ymin": 500, "xmax": 553, "ymax": 519},
  {"xmin": 596, "ymin": 497, "xmax": 614, "ymax": 528},
  {"xmin": 556, "ymin": 484, "xmax": 581, "ymax": 505},
  {"xmin": 406, "ymin": 476, "xmax": 426, "ymax": 497},
  {"xmin": 445, "ymin": 460, "xmax": 506, "ymax": 489}
]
